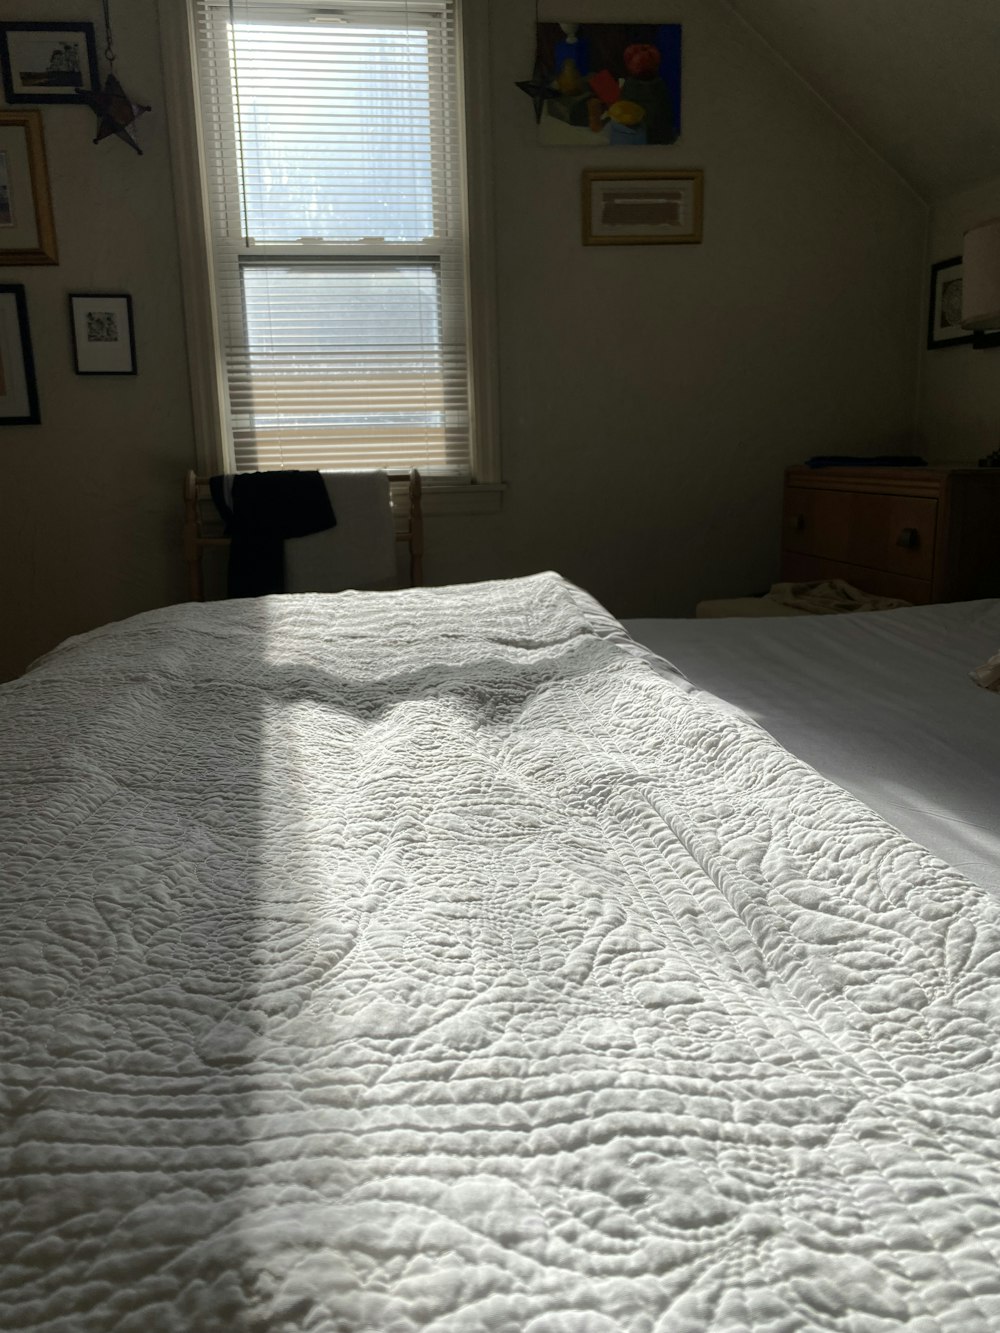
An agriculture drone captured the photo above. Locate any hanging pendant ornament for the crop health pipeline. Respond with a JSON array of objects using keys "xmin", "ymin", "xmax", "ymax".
[
  {"xmin": 514, "ymin": 0, "xmax": 559, "ymax": 124},
  {"xmin": 77, "ymin": 0, "xmax": 151, "ymax": 155},
  {"xmin": 515, "ymin": 58, "xmax": 561, "ymax": 125}
]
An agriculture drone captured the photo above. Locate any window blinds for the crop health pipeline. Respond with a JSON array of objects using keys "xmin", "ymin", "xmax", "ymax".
[{"xmin": 192, "ymin": 0, "xmax": 471, "ymax": 475}]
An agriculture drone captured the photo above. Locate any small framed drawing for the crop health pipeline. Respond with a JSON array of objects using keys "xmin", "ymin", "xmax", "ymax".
[
  {"xmin": 0, "ymin": 111, "xmax": 58, "ymax": 265},
  {"xmin": 0, "ymin": 22, "xmax": 100, "ymax": 104},
  {"xmin": 0, "ymin": 284, "xmax": 40, "ymax": 425},
  {"xmin": 69, "ymin": 294, "xmax": 137, "ymax": 375},
  {"xmin": 927, "ymin": 257, "xmax": 974, "ymax": 349},
  {"xmin": 583, "ymin": 168, "xmax": 703, "ymax": 246}
]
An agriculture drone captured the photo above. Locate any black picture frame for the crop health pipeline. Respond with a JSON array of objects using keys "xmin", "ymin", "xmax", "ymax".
[
  {"xmin": 927, "ymin": 256, "xmax": 974, "ymax": 350},
  {"xmin": 0, "ymin": 283, "xmax": 40, "ymax": 425},
  {"xmin": 0, "ymin": 22, "xmax": 100, "ymax": 104},
  {"xmin": 69, "ymin": 293, "xmax": 137, "ymax": 375}
]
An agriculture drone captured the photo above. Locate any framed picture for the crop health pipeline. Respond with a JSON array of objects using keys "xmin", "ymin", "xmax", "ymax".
[
  {"xmin": 927, "ymin": 257, "xmax": 974, "ymax": 349},
  {"xmin": 0, "ymin": 111, "xmax": 58, "ymax": 265},
  {"xmin": 69, "ymin": 294, "xmax": 137, "ymax": 375},
  {"xmin": 529, "ymin": 23, "xmax": 682, "ymax": 147},
  {"xmin": 582, "ymin": 168, "xmax": 703, "ymax": 245},
  {"xmin": 0, "ymin": 22, "xmax": 100, "ymax": 103},
  {"xmin": 0, "ymin": 284, "xmax": 40, "ymax": 425}
]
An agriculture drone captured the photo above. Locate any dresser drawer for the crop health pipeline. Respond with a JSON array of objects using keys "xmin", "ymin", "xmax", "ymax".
[
  {"xmin": 779, "ymin": 553, "xmax": 932, "ymax": 604},
  {"xmin": 782, "ymin": 486, "xmax": 937, "ymax": 581}
]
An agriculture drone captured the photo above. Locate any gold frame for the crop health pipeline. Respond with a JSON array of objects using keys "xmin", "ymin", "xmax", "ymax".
[
  {"xmin": 582, "ymin": 169, "xmax": 703, "ymax": 247},
  {"xmin": 0, "ymin": 110, "xmax": 57, "ymax": 265}
]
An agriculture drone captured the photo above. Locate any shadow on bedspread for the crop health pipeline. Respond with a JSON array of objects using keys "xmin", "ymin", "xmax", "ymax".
[{"xmin": 0, "ymin": 610, "xmax": 625, "ymax": 1330}]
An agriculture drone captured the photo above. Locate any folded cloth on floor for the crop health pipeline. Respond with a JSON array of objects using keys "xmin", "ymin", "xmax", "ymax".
[
  {"xmin": 767, "ymin": 579, "xmax": 911, "ymax": 614},
  {"xmin": 971, "ymin": 649, "xmax": 1000, "ymax": 692},
  {"xmin": 285, "ymin": 470, "xmax": 397, "ymax": 593},
  {"xmin": 210, "ymin": 470, "xmax": 336, "ymax": 599}
]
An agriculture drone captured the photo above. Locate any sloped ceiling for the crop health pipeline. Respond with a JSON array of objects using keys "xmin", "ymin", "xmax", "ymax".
[{"xmin": 723, "ymin": 0, "xmax": 1000, "ymax": 201}]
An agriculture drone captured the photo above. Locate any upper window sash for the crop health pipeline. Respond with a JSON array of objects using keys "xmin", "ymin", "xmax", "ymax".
[{"xmin": 201, "ymin": 3, "xmax": 456, "ymax": 248}]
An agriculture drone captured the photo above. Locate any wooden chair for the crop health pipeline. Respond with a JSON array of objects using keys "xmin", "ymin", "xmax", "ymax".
[{"xmin": 183, "ymin": 469, "xmax": 424, "ymax": 602}]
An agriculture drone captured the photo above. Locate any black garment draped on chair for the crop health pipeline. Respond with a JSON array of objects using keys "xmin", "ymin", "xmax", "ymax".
[{"xmin": 210, "ymin": 471, "xmax": 337, "ymax": 599}]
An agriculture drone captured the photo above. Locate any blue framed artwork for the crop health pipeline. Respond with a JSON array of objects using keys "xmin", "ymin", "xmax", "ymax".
[{"xmin": 531, "ymin": 22, "xmax": 682, "ymax": 147}]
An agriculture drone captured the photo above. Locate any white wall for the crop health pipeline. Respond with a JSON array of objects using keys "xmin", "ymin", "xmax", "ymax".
[
  {"xmin": 919, "ymin": 174, "xmax": 1000, "ymax": 463},
  {"xmin": 1, "ymin": 0, "xmax": 927, "ymax": 679},
  {"xmin": 0, "ymin": 0, "xmax": 193, "ymax": 682},
  {"xmin": 425, "ymin": 0, "xmax": 927, "ymax": 616}
]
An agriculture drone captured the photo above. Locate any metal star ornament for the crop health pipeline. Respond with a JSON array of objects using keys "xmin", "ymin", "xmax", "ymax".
[
  {"xmin": 77, "ymin": 0, "xmax": 150, "ymax": 155},
  {"xmin": 77, "ymin": 71, "xmax": 150, "ymax": 155},
  {"xmin": 515, "ymin": 59, "xmax": 560, "ymax": 125}
]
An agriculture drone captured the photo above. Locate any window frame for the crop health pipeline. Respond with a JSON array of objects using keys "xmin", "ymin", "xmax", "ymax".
[{"xmin": 159, "ymin": 0, "xmax": 501, "ymax": 508}]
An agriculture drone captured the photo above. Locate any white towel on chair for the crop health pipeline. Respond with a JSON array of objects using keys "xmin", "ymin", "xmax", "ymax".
[{"xmin": 284, "ymin": 471, "xmax": 398, "ymax": 593}]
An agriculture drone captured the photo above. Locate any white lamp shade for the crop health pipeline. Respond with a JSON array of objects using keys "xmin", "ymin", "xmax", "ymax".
[{"xmin": 962, "ymin": 218, "xmax": 1000, "ymax": 329}]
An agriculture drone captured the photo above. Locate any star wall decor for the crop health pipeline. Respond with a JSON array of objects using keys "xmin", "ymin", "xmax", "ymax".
[
  {"xmin": 77, "ymin": 0, "xmax": 151, "ymax": 155},
  {"xmin": 515, "ymin": 59, "xmax": 560, "ymax": 125},
  {"xmin": 77, "ymin": 71, "xmax": 150, "ymax": 155}
]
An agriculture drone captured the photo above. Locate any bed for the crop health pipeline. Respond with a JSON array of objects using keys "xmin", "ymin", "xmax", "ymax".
[
  {"xmin": 624, "ymin": 598, "xmax": 1000, "ymax": 897},
  {"xmin": 2, "ymin": 572, "xmax": 1000, "ymax": 1331}
]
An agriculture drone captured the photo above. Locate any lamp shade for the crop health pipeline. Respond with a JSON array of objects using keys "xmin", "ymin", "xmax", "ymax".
[{"xmin": 961, "ymin": 218, "xmax": 1000, "ymax": 329}]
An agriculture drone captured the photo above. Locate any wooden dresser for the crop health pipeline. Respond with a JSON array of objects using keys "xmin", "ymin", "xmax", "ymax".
[{"xmin": 781, "ymin": 466, "xmax": 1000, "ymax": 604}]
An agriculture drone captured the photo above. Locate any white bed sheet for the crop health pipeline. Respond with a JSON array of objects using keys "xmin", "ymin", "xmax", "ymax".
[{"xmin": 624, "ymin": 600, "xmax": 1000, "ymax": 894}]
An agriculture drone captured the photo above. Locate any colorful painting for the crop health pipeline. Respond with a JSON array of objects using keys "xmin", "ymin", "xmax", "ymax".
[{"xmin": 532, "ymin": 23, "xmax": 682, "ymax": 147}]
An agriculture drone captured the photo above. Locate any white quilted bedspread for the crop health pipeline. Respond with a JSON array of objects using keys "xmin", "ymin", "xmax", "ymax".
[{"xmin": 3, "ymin": 572, "xmax": 1000, "ymax": 1332}]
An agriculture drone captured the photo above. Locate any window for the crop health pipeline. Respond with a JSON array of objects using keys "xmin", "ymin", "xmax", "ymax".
[{"xmin": 190, "ymin": 0, "xmax": 476, "ymax": 478}]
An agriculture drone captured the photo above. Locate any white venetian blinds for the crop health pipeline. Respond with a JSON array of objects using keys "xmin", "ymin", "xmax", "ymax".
[{"xmin": 192, "ymin": 0, "xmax": 471, "ymax": 475}]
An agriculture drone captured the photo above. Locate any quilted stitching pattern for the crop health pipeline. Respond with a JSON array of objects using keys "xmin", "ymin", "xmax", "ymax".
[{"xmin": 2, "ymin": 573, "xmax": 1000, "ymax": 1332}]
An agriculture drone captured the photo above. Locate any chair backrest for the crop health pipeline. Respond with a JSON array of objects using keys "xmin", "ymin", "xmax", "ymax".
[{"xmin": 182, "ymin": 469, "xmax": 423, "ymax": 602}]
